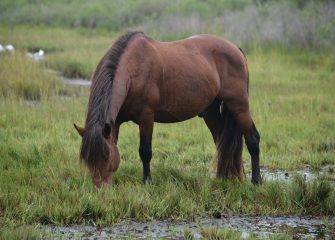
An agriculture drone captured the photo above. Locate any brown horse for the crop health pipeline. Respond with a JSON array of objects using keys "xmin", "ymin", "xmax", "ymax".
[{"xmin": 74, "ymin": 31, "xmax": 261, "ymax": 187}]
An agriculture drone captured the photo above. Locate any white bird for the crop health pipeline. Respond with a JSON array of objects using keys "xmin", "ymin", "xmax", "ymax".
[
  {"xmin": 5, "ymin": 44, "xmax": 15, "ymax": 52},
  {"xmin": 27, "ymin": 49, "xmax": 45, "ymax": 61},
  {"xmin": 0, "ymin": 44, "xmax": 4, "ymax": 52},
  {"xmin": 33, "ymin": 49, "xmax": 44, "ymax": 61}
]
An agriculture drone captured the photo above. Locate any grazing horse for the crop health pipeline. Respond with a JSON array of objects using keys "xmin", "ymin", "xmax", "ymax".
[{"xmin": 74, "ymin": 31, "xmax": 261, "ymax": 187}]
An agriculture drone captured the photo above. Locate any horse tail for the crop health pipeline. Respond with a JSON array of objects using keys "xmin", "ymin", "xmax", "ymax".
[{"xmin": 216, "ymin": 102, "xmax": 243, "ymax": 180}]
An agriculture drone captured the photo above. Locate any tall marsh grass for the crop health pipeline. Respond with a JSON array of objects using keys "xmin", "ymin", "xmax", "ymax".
[
  {"xmin": 0, "ymin": 26, "xmax": 115, "ymax": 79},
  {"xmin": 0, "ymin": 0, "xmax": 334, "ymax": 49},
  {"xmin": 220, "ymin": 1, "xmax": 335, "ymax": 49},
  {"xmin": 0, "ymin": 52, "xmax": 61, "ymax": 100}
]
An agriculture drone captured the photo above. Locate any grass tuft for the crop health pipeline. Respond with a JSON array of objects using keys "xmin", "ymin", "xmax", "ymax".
[
  {"xmin": 0, "ymin": 226, "xmax": 47, "ymax": 240},
  {"xmin": 200, "ymin": 227, "xmax": 242, "ymax": 239}
]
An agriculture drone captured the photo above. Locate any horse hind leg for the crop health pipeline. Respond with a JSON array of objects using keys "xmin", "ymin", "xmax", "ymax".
[
  {"xmin": 203, "ymin": 99, "xmax": 243, "ymax": 180},
  {"xmin": 225, "ymin": 99, "xmax": 261, "ymax": 184},
  {"xmin": 247, "ymin": 122, "xmax": 261, "ymax": 184},
  {"xmin": 218, "ymin": 103, "xmax": 244, "ymax": 180},
  {"xmin": 203, "ymin": 99, "xmax": 222, "ymax": 142}
]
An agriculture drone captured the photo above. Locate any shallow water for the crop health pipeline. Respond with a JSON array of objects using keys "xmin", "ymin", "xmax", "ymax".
[
  {"xmin": 61, "ymin": 76, "xmax": 91, "ymax": 87},
  {"xmin": 47, "ymin": 215, "xmax": 334, "ymax": 239},
  {"xmin": 260, "ymin": 165, "xmax": 335, "ymax": 183},
  {"xmin": 261, "ymin": 167, "xmax": 313, "ymax": 182}
]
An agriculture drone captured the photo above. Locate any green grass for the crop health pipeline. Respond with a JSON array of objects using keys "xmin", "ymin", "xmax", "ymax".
[
  {"xmin": 0, "ymin": 26, "xmax": 115, "ymax": 79},
  {"xmin": 0, "ymin": 226, "xmax": 49, "ymax": 240},
  {"xmin": 0, "ymin": 51, "xmax": 63, "ymax": 100},
  {"xmin": 248, "ymin": 49, "xmax": 335, "ymax": 169},
  {"xmin": 0, "ymin": 26, "xmax": 335, "ymax": 232}
]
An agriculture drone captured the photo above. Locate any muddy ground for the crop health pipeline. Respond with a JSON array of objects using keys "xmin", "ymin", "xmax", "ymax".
[{"xmin": 47, "ymin": 215, "xmax": 334, "ymax": 239}]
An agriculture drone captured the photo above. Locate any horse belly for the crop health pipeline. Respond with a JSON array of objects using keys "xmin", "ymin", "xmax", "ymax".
[{"xmin": 154, "ymin": 77, "xmax": 217, "ymax": 123}]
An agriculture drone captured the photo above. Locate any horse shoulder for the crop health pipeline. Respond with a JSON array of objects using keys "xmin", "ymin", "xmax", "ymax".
[{"xmin": 120, "ymin": 36, "xmax": 162, "ymax": 114}]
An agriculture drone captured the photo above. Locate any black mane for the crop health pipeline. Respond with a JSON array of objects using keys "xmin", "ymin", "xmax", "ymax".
[{"xmin": 80, "ymin": 31, "xmax": 143, "ymax": 168}]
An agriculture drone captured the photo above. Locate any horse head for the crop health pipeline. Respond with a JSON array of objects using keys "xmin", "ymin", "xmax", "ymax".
[{"xmin": 74, "ymin": 122, "xmax": 120, "ymax": 188}]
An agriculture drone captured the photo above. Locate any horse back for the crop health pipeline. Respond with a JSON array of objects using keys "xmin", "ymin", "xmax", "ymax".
[{"xmin": 154, "ymin": 34, "xmax": 248, "ymax": 95}]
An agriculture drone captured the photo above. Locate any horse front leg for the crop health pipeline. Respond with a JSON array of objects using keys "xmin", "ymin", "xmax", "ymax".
[{"xmin": 138, "ymin": 108, "xmax": 154, "ymax": 183}]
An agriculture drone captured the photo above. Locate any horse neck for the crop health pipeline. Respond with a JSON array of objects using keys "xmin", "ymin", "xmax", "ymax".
[{"xmin": 108, "ymin": 70, "xmax": 129, "ymax": 123}]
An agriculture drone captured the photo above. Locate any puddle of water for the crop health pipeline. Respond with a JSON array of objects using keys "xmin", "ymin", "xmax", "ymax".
[
  {"xmin": 260, "ymin": 165, "xmax": 335, "ymax": 183},
  {"xmin": 261, "ymin": 167, "xmax": 313, "ymax": 182},
  {"xmin": 61, "ymin": 76, "xmax": 91, "ymax": 87},
  {"xmin": 46, "ymin": 216, "xmax": 334, "ymax": 239}
]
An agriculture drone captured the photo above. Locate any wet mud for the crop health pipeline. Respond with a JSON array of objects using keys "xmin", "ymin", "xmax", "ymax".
[{"xmin": 47, "ymin": 215, "xmax": 334, "ymax": 239}]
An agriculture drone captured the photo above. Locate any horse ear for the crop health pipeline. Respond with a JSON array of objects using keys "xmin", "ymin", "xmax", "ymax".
[
  {"xmin": 73, "ymin": 123, "xmax": 85, "ymax": 137},
  {"xmin": 102, "ymin": 123, "xmax": 112, "ymax": 139}
]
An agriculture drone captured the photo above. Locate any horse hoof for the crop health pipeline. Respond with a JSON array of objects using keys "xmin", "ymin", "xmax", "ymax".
[
  {"xmin": 252, "ymin": 178, "xmax": 262, "ymax": 185},
  {"xmin": 143, "ymin": 176, "xmax": 152, "ymax": 184}
]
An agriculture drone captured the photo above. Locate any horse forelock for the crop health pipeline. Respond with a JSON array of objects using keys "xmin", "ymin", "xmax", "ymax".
[
  {"xmin": 80, "ymin": 125, "xmax": 109, "ymax": 168},
  {"xmin": 81, "ymin": 31, "xmax": 143, "ymax": 167}
]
